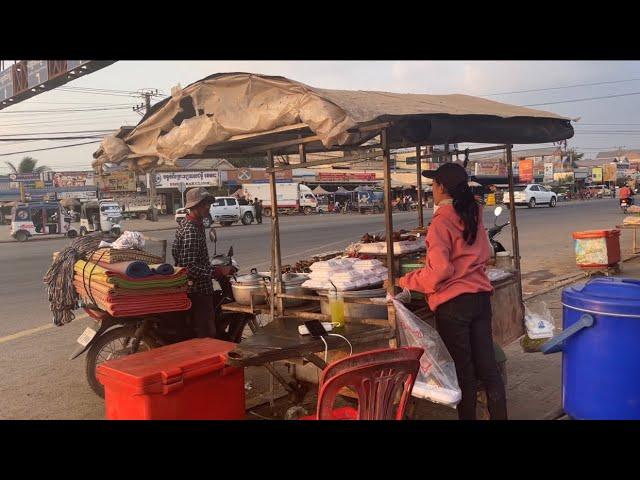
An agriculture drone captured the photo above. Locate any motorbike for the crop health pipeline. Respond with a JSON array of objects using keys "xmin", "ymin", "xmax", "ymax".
[
  {"xmin": 487, "ymin": 206, "xmax": 509, "ymax": 256},
  {"xmin": 620, "ymin": 197, "xmax": 633, "ymax": 214},
  {"xmin": 71, "ymin": 227, "xmax": 253, "ymax": 398}
]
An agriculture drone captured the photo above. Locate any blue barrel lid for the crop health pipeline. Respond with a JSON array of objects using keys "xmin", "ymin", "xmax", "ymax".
[{"xmin": 562, "ymin": 277, "xmax": 640, "ymax": 318}]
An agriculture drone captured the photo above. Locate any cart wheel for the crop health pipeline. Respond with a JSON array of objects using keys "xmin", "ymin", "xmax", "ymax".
[
  {"xmin": 67, "ymin": 230, "xmax": 78, "ymax": 239},
  {"xmin": 85, "ymin": 327, "xmax": 153, "ymax": 398},
  {"xmin": 15, "ymin": 230, "xmax": 28, "ymax": 242},
  {"xmin": 138, "ymin": 212, "xmax": 148, "ymax": 221}
]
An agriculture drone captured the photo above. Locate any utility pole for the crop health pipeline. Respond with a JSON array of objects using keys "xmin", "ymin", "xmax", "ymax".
[{"xmin": 133, "ymin": 89, "xmax": 161, "ymax": 221}]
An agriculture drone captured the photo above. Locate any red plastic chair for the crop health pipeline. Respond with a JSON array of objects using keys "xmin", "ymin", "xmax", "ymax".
[{"xmin": 302, "ymin": 347, "xmax": 424, "ymax": 420}]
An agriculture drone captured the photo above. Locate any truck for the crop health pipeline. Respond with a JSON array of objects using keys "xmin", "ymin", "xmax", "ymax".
[
  {"xmin": 114, "ymin": 194, "xmax": 166, "ymax": 220},
  {"xmin": 240, "ymin": 182, "xmax": 318, "ymax": 216},
  {"xmin": 176, "ymin": 196, "xmax": 256, "ymax": 227},
  {"xmin": 357, "ymin": 188, "xmax": 385, "ymax": 214}
]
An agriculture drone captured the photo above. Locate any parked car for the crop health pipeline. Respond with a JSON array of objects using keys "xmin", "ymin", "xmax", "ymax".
[
  {"xmin": 174, "ymin": 197, "xmax": 256, "ymax": 227},
  {"xmin": 503, "ymin": 184, "xmax": 557, "ymax": 208}
]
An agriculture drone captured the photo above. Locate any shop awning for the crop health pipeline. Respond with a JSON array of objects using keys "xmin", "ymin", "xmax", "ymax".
[{"xmin": 93, "ymin": 72, "xmax": 574, "ymax": 173}]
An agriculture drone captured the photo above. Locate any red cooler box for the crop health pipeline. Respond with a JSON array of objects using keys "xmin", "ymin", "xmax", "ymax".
[
  {"xmin": 572, "ymin": 229, "xmax": 621, "ymax": 268},
  {"xmin": 97, "ymin": 338, "xmax": 245, "ymax": 420}
]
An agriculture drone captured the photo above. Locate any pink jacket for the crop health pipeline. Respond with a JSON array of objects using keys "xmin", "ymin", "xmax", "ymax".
[{"xmin": 398, "ymin": 204, "xmax": 493, "ymax": 311}]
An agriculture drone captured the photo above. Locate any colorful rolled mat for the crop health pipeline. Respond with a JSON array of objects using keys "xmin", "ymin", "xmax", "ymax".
[
  {"xmin": 74, "ymin": 260, "xmax": 187, "ymax": 289},
  {"xmin": 89, "ymin": 248, "xmax": 164, "ymax": 265},
  {"xmin": 73, "ymin": 278, "xmax": 187, "ymax": 298}
]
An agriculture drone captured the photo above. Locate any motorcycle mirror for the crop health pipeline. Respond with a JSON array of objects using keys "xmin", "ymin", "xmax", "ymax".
[
  {"xmin": 228, "ymin": 246, "xmax": 233, "ymax": 258},
  {"xmin": 494, "ymin": 206, "xmax": 503, "ymax": 217}
]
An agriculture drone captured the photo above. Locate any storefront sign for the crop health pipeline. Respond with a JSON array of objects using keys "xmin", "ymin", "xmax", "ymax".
[
  {"xmin": 604, "ymin": 163, "xmax": 617, "ymax": 182},
  {"xmin": 155, "ymin": 171, "xmax": 219, "ymax": 189},
  {"xmin": 53, "ymin": 171, "xmax": 95, "ymax": 188},
  {"xmin": 226, "ymin": 168, "xmax": 292, "ymax": 184},
  {"xmin": 519, "ymin": 159, "xmax": 534, "ymax": 183},
  {"xmin": 543, "ymin": 163, "xmax": 554, "ymax": 182},
  {"xmin": 592, "ymin": 167, "xmax": 603, "ymax": 183},
  {"xmin": 554, "ymin": 172, "xmax": 574, "ymax": 184},
  {"xmin": 98, "ymin": 171, "xmax": 137, "ymax": 192},
  {"xmin": 59, "ymin": 190, "xmax": 97, "ymax": 201},
  {"xmin": 317, "ymin": 172, "xmax": 376, "ymax": 182},
  {"xmin": 474, "ymin": 161, "xmax": 507, "ymax": 177}
]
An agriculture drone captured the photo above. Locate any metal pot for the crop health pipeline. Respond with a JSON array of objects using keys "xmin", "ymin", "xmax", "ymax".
[
  {"xmin": 260, "ymin": 272, "xmax": 313, "ymax": 307},
  {"xmin": 231, "ymin": 268, "xmax": 269, "ymax": 305}
]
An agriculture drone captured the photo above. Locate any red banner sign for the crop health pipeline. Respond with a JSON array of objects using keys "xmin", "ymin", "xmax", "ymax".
[
  {"xmin": 318, "ymin": 172, "xmax": 376, "ymax": 182},
  {"xmin": 519, "ymin": 159, "xmax": 534, "ymax": 183}
]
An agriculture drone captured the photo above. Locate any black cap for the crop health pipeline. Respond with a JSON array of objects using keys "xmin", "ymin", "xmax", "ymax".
[{"xmin": 422, "ymin": 162, "xmax": 469, "ymax": 191}]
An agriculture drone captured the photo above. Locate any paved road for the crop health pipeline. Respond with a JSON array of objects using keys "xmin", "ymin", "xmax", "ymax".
[{"xmin": 0, "ymin": 198, "xmax": 635, "ymax": 418}]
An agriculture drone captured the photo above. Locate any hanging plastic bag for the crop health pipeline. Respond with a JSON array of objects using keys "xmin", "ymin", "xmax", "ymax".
[
  {"xmin": 393, "ymin": 299, "xmax": 461, "ymax": 408},
  {"xmin": 520, "ymin": 301, "xmax": 555, "ymax": 353},
  {"xmin": 111, "ymin": 231, "xmax": 146, "ymax": 250}
]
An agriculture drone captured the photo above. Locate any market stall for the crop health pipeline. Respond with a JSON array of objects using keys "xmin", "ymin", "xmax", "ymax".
[{"xmin": 94, "ymin": 72, "xmax": 574, "ymax": 411}]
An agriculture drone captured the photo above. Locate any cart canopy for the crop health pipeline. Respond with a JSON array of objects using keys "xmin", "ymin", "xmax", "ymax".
[{"xmin": 93, "ymin": 72, "xmax": 574, "ymax": 172}]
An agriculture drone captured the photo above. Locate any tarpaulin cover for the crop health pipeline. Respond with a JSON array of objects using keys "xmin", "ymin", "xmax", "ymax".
[{"xmin": 94, "ymin": 73, "xmax": 574, "ymax": 172}]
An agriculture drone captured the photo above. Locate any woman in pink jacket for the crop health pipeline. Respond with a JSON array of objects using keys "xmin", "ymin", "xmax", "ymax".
[{"xmin": 396, "ymin": 162, "xmax": 507, "ymax": 420}]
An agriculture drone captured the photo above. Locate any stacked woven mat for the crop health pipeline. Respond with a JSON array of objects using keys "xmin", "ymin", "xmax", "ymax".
[{"xmin": 74, "ymin": 258, "xmax": 191, "ymax": 317}]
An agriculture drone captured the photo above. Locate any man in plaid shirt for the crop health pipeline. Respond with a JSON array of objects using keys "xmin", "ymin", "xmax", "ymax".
[{"xmin": 173, "ymin": 187, "xmax": 235, "ymax": 338}]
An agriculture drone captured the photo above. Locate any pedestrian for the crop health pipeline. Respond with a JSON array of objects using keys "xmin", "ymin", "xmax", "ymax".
[
  {"xmin": 255, "ymin": 198, "xmax": 263, "ymax": 224},
  {"xmin": 392, "ymin": 163, "xmax": 507, "ymax": 420}
]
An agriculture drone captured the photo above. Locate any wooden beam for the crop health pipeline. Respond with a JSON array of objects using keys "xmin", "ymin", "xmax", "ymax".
[
  {"xmin": 506, "ymin": 145, "xmax": 523, "ymax": 302},
  {"xmin": 266, "ymin": 149, "xmax": 384, "ymax": 173},
  {"xmin": 416, "ymin": 145, "xmax": 424, "ymax": 229},
  {"xmin": 244, "ymin": 134, "xmax": 322, "ymax": 154},
  {"xmin": 381, "ymin": 128, "xmax": 396, "ymax": 335}
]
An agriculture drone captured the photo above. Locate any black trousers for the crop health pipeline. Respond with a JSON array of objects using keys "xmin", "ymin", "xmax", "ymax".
[
  {"xmin": 435, "ymin": 292, "xmax": 508, "ymax": 420},
  {"xmin": 188, "ymin": 293, "xmax": 216, "ymax": 338}
]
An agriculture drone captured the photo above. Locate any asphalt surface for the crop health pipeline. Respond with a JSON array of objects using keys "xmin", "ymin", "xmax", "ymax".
[{"xmin": 0, "ymin": 198, "xmax": 635, "ymax": 419}]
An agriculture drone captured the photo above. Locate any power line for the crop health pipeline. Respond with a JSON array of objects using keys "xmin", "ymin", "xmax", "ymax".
[
  {"xmin": 0, "ymin": 140, "xmax": 101, "ymax": 157},
  {"xmin": 0, "ymin": 106, "xmax": 133, "ymax": 114},
  {"xmin": 0, "ymin": 128, "xmax": 115, "ymax": 136},
  {"xmin": 523, "ymin": 91, "xmax": 640, "ymax": 107},
  {"xmin": 481, "ymin": 78, "xmax": 640, "ymax": 97},
  {"xmin": 0, "ymin": 135, "xmax": 105, "ymax": 141}
]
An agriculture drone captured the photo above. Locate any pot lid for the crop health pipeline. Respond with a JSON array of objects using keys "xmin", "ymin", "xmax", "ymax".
[
  {"xmin": 562, "ymin": 277, "xmax": 640, "ymax": 318},
  {"xmin": 234, "ymin": 268, "xmax": 266, "ymax": 285}
]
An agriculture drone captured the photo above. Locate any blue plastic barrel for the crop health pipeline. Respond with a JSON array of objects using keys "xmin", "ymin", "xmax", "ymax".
[{"xmin": 542, "ymin": 277, "xmax": 640, "ymax": 420}]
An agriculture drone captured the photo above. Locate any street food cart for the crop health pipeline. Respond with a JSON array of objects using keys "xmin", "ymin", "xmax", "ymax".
[{"xmin": 94, "ymin": 72, "xmax": 574, "ymax": 412}]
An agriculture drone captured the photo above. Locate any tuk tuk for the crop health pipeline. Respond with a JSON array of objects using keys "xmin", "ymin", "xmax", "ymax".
[
  {"xmin": 10, "ymin": 202, "xmax": 77, "ymax": 242},
  {"xmin": 79, "ymin": 200, "xmax": 122, "ymax": 236}
]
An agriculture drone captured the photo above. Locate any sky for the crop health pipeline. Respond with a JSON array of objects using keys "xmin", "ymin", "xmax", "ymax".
[{"xmin": 1, "ymin": 60, "xmax": 640, "ymax": 173}]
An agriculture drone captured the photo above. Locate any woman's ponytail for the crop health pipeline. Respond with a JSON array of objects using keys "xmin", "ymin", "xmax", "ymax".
[{"xmin": 450, "ymin": 182, "xmax": 479, "ymax": 245}]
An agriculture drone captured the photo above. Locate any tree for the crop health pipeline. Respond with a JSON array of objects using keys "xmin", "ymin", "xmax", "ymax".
[
  {"xmin": 4, "ymin": 156, "xmax": 50, "ymax": 174},
  {"xmin": 565, "ymin": 148, "xmax": 584, "ymax": 169}
]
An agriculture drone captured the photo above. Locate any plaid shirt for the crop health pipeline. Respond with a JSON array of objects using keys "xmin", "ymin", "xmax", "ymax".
[{"xmin": 172, "ymin": 216, "xmax": 215, "ymax": 295}]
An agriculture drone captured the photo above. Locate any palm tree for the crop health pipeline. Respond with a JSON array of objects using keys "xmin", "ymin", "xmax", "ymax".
[{"xmin": 4, "ymin": 156, "xmax": 50, "ymax": 174}]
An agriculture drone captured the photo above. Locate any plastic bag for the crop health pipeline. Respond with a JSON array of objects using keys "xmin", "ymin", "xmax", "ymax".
[
  {"xmin": 393, "ymin": 299, "xmax": 461, "ymax": 407},
  {"xmin": 111, "ymin": 231, "xmax": 146, "ymax": 250},
  {"xmin": 520, "ymin": 302, "xmax": 556, "ymax": 353},
  {"xmin": 524, "ymin": 302, "xmax": 555, "ymax": 339}
]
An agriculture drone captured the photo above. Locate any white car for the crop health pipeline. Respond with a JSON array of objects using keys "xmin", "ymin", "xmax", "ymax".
[
  {"xmin": 503, "ymin": 184, "xmax": 557, "ymax": 208},
  {"xmin": 175, "ymin": 208, "xmax": 188, "ymax": 224}
]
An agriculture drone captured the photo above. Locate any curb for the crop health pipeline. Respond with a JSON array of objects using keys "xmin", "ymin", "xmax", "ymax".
[
  {"xmin": 524, "ymin": 254, "xmax": 640, "ymax": 303},
  {"xmin": 0, "ymin": 225, "xmax": 178, "ymax": 244}
]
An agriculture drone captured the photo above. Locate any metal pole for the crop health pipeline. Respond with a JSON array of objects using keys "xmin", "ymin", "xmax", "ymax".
[
  {"xmin": 382, "ymin": 129, "xmax": 397, "ymax": 335},
  {"xmin": 506, "ymin": 145, "xmax": 523, "ymax": 300},
  {"xmin": 299, "ymin": 138, "xmax": 306, "ymax": 165},
  {"xmin": 268, "ymin": 150, "xmax": 284, "ymax": 316},
  {"xmin": 444, "ymin": 143, "xmax": 450, "ymax": 163},
  {"xmin": 144, "ymin": 92, "xmax": 158, "ymax": 222},
  {"xmin": 416, "ymin": 145, "xmax": 424, "ymax": 228}
]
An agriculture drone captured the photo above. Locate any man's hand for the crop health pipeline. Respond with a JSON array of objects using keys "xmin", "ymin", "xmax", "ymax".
[
  {"xmin": 383, "ymin": 278, "xmax": 402, "ymax": 290},
  {"xmin": 214, "ymin": 265, "xmax": 237, "ymax": 278}
]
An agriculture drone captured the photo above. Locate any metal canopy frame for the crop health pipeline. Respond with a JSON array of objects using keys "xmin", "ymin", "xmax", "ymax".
[{"xmin": 256, "ymin": 121, "xmax": 523, "ymax": 341}]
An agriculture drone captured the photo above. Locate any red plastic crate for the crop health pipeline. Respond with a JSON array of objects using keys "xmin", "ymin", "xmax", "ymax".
[
  {"xmin": 97, "ymin": 338, "xmax": 245, "ymax": 420},
  {"xmin": 572, "ymin": 229, "xmax": 621, "ymax": 268}
]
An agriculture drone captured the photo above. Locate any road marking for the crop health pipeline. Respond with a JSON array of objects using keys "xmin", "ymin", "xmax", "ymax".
[{"xmin": 0, "ymin": 312, "xmax": 89, "ymax": 345}]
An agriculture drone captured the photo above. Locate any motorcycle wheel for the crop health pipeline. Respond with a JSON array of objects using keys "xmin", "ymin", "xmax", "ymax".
[{"xmin": 85, "ymin": 327, "xmax": 153, "ymax": 398}]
